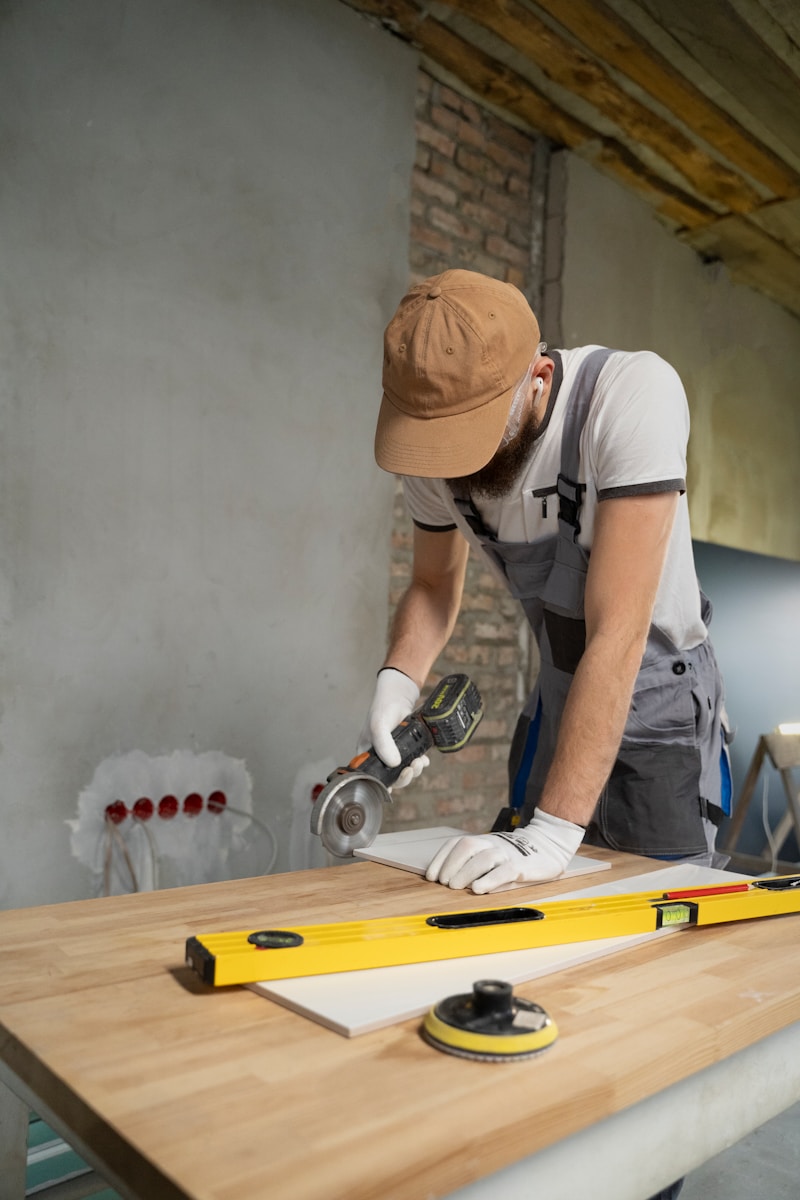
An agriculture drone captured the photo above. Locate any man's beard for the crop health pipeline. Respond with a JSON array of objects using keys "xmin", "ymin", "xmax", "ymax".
[{"xmin": 449, "ymin": 413, "xmax": 539, "ymax": 500}]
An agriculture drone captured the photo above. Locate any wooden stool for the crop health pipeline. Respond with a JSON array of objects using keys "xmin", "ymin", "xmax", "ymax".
[{"xmin": 724, "ymin": 729, "xmax": 800, "ymax": 874}]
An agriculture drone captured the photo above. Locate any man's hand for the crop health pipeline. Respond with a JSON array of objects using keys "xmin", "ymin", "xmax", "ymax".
[
  {"xmin": 425, "ymin": 810, "xmax": 585, "ymax": 894},
  {"xmin": 358, "ymin": 668, "xmax": 430, "ymax": 789}
]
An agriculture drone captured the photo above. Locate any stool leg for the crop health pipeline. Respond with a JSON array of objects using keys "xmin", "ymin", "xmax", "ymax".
[{"xmin": 781, "ymin": 768, "xmax": 800, "ymax": 860}]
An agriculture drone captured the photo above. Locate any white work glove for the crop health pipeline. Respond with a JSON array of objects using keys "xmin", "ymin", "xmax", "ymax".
[
  {"xmin": 425, "ymin": 810, "xmax": 585, "ymax": 894},
  {"xmin": 357, "ymin": 668, "xmax": 431, "ymax": 790}
]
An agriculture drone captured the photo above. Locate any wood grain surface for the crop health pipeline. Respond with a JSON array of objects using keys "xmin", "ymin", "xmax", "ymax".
[{"xmin": 2, "ymin": 851, "xmax": 800, "ymax": 1200}]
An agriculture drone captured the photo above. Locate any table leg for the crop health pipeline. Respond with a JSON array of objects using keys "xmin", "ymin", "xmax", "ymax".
[{"xmin": 0, "ymin": 1077, "xmax": 27, "ymax": 1200}]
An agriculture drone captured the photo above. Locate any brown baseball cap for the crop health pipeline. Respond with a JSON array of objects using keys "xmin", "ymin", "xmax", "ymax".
[{"xmin": 375, "ymin": 269, "xmax": 541, "ymax": 478}]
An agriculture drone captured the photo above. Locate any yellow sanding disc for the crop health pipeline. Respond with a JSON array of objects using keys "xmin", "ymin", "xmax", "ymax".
[{"xmin": 422, "ymin": 979, "xmax": 558, "ymax": 1062}]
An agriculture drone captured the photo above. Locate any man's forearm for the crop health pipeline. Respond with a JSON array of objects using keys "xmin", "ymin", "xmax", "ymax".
[
  {"xmin": 537, "ymin": 492, "xmax": 679, "ymax": 827},
  {"xmin": 383, "ymin": 526, "xmax": 469, "ymax": 690},
  {"xmin": 536, "ymin": 631, "xmax": 645, "ymax": 827},
  {"xmin": 384, "ymin": 580, "xmax": 460, "ymax": 690}
]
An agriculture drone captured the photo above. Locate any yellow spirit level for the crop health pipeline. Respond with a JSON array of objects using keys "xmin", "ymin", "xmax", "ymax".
[{"xmin": 185, "ymin": 875, "xmax": 800, "ymax": 987}]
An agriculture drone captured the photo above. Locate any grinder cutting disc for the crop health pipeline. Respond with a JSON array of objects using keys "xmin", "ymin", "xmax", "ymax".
[
  {"xmin": 310, "ymin": 772, "xmax": 388, "ymax": 857},
  {"xmin": 422, "ymin": 980, "xmax": 558, "ymax": 1062}
]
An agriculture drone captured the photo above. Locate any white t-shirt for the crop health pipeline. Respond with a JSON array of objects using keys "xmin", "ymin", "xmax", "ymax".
[{"xmin": 402, "ymin": 346, "xmax": 708, "ymax": 651}]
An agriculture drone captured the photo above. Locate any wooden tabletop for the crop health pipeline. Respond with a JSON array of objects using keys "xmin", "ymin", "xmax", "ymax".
[{"xmin": 2, "ymin": 851, "xmax": 800, "ymax": 1200}]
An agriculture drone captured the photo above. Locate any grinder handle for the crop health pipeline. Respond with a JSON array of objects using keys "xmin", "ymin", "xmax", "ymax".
[{"xmin": 341, "ymin": 715, "xmax": 435, "ymax": 787}]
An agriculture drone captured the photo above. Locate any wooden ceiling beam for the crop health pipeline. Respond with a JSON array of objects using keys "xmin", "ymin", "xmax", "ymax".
[
  {"xmin": 438, "ymin": 0, "xmax": 767, "ymax": 215},
  {"xmin": 531, "ymin": 0, "xmax": 800, "ymax": 198},
  {"xmin": 749, "ymin": 196, "xmax": 800, "ymax": 257},
  {"xmin": 628, "ymin": 0, "xmax": 800, "ymax": 161},
  {"xmin": 680, "ymin": 214, "xmax": 800, "ymax": 320},
  {"xmin": 340, "ymin": 0, "xmax": 717, "ymax": 229},
  {"xmin": 340, "ymin": 0, "xmax": 593, "ymax": 143}
]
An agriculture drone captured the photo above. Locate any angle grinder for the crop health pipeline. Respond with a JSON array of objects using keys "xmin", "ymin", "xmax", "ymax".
[{"xmin": 311, "ymin": 673, "xmax": 484, "ymax": 857}]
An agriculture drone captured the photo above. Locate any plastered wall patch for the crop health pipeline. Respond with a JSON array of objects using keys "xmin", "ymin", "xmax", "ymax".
[{"xmin": 68, "ymin": 750, "xmax": 270, "ymax": 895}]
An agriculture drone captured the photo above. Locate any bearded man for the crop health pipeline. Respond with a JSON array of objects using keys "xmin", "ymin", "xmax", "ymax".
[{"xmin": 360, "ymin": 268, "xmax": 732, "ymax": 897}]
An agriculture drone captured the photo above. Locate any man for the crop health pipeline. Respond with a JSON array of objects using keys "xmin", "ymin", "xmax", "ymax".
[{"xmin": 361, "ymin": 268, "xmax": 732, "ymax": 897}]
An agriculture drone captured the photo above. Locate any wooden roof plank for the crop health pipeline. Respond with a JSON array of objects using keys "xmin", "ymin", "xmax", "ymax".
[
  {"xmin": 439, "ymin": 0, "xmax": 768, "ymax": 214},
  {"xmin": 748, "ymin": 197, "xmax": 800, "ymax": 257},
  {"xmin": 632, "ymin": 0, "xmax": 800, "ymax": 160},
  {"xmin": 727, "ymin": 0, "xmax": 800, "ymax": 68},
  {"xmin": 340, "ymin": 0, "xmax": 718, "ymax": 229},
  {"xmin": 340, "ymin": 0, "xmax": 590, "ymax": 144},
  {"xmin": 530, "ymin": 0, "xmax": 800, "ymax": 197},
  {"xmin": 749, "ymin": 0, "xmax": 800, "ymax": 53}
]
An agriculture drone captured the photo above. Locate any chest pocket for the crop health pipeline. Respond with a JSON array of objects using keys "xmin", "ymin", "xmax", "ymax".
[
  {"xmin": 500, "ymin": 537, "xmax": 558, "ymax": 601},
  {"xmin": 539, "ymin": 536, "xmax": 589, "ymax": 617}
]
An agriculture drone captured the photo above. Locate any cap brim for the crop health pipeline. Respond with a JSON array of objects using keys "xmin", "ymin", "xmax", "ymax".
[{"xmin": 374, "ymin": 383, "xmax": 515, "ymax": 478}]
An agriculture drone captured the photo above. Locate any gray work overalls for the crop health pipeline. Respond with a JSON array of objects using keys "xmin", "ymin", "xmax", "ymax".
[{"xmin": 450, "ymin": 349, "xmax": 732, "ymax": 857}]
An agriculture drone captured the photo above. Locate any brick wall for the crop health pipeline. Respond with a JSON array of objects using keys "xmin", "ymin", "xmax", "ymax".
[{"xmin": 381, "ymin": 70, "xmax": 547, "ymax": 836}]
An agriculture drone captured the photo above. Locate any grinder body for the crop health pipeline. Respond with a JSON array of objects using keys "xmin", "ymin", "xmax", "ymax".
[{"xmin": 311, "ymin": 674, "xmax": 483, "ymax": 856}]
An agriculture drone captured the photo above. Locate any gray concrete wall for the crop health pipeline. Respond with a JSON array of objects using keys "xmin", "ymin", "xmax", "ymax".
[
  {"xmin": 0, "ymin": 0, "xmax": 417, "ymax": 907},
  {"xmin": 552, "ymin": 152, "xmax": 800, "ymax": 563}
]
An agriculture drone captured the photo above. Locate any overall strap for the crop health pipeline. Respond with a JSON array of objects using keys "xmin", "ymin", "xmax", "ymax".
[
  {"xmin": 557, "ymin": 348, "xmax": 616, "ymax": 542},
  {"xmin": 447, "ymin": 481, "xmax": 509, "ymax": 576},
  {"xmin": 448, "ymin": 482, "xmax": 488, "ymax": 540}
]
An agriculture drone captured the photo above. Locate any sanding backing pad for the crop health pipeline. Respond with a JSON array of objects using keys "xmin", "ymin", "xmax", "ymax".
[{"xmin": 422, "ymin": 979, "xmax": 558, "ymax": 1062}]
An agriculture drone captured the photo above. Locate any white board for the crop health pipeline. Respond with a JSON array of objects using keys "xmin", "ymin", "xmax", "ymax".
[
  {"xmin": 250, "ymin": 863, "xmax": 752, "ymax": 1037},
  {"xmin": 353, "ymin": 826, "xmax": 612, "ymax": 884}
]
